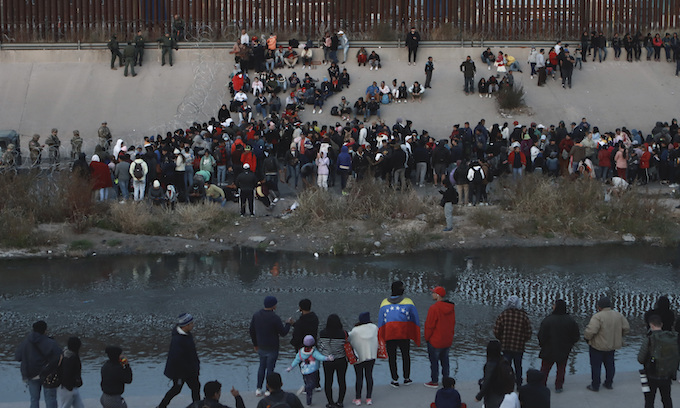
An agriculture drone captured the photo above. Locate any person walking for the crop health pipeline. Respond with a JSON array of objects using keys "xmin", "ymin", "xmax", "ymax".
[
  {"xmin": 424, "ymin": 56, "xmax": 435, "ymax": 88},
  {"xmin": 287, "ymin": 336, "xmax": 332, "ymax": 406},
  {"xmin": 537, "ymin": 299, "xmax": 580, "ymax": 393},
  {"xmin": 157, "ymin": 313, "xmax": 201, "ymax": 408},
  {"xmin": 405, "ymin": 27, "xmax": 420, "ymax": 65},
  {"xmin": 57, "ymin": 337, "xmax": 83, "ymax": 408},
  {"xmin": 494, "ymin": 295, "xmax": 532, "ymax": 389},
  {"xmin": 584, "ymin": 296, "xmax": 630, "ymax": 391},
  {"xmin": 249, "ymin": 296, "xmax": 292, "ymax": 397},
  {"xmin": 100, "ymin": 346, "xmax": 132, "ymax": 408},
  {"xmin": 378, "ymin": 280, "xmax": 421, "ymax": 387},
  {"xmin": 15, "ymin": 321, "xmax": 62, "ymax": 408},
  {"xmin": 318, "ymin": 314, "xmax": 348, "ymax": 408},
  {"xmin": 349, "ymin": 312, "xmax": 378, "ymax": 406},
  {"xmin": 424, "ymin": 286, "xmax": 456, "ymax": 388},
  {"xmin": 460, "ymin": 56, "xmax": 476, "ymax": 95},
  {"xmin": 638, "ymin": 314, "xmax": 679, "ymax": 408}
]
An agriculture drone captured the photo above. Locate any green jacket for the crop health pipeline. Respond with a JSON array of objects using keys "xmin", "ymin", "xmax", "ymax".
[
  {"xmin": 123, "ymin": 44, "xmax": 135, "ymax": 59},
  {"xmin": 134, "ymin": 35, "xmax": 144, "ymax": 48},
  {"xmin": 107, "ymin": 38, "xmax": 119, "ymax": 51},
  {"xmin": 157, "ymin": 36, "xmax": 177, "ymax": 49}
]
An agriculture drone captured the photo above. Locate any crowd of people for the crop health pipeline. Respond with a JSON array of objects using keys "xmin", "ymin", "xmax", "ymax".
[{"xmin": 15, "ymin": 285, "xmax": 680, "ymax": 408}]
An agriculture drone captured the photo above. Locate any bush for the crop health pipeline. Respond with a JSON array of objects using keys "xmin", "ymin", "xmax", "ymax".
[
  {"xmin": 69, "ymin": 239, "xmax": 94, "ymax": 251},
  {"xmin": 497, "ymin": 85, "xmax": 526, "ymax": 110}
]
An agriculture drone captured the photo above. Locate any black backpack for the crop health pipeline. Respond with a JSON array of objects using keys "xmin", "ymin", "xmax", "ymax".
[
  {"xmin": 330, "ymin": 106, "xmax": 340, "ymax": 116},
  {"xmin": 133, "ymin": 162, "xmax": 144, "ymax": 180},
  {"xmin": 261, "ymin": 394, "xmax": 292, "ymax": 408},
  {"xmin": 472, "ymin": 167, "xmax": 483, "ymax": 184}
]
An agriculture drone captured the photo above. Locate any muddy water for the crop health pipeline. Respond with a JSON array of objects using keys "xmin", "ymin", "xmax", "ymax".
[{"xmin": 1, "ymin": 245, "xmax": 679, "ymax": 402}]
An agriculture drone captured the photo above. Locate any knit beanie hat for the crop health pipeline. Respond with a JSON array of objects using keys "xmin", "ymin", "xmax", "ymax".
[{"xmin": 303, "ymin": 335, "xmax": 315, "ymax": 347}]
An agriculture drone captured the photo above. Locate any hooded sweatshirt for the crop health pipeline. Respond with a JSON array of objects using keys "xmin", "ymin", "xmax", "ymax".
[
  {"xmin": 61, "ymin": 348, "xmax": 83, "ymax": 391},
  {"xmin": 290, "ymin": 346, "xmax": 330, "ymax": 375},
  {"xmin": 518, "ymin": 369, "xmax": 550, "ymax": 408},
  {"xmin": 425, "ymin": 300, "xmax": 456, "ymax": 349},
  {"xmin": 14, "ymin": 331, "xmax": 61, "ymax": 380},
  {"xmin": 349, "ymin": 323, "xmax": 379, "ymax": 363}
]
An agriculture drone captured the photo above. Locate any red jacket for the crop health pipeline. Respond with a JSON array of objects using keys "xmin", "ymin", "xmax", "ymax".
[
  {"xmin": 640, "ymin": 150, "xmax": 651, "ymax": 169},
  {"xmin": 424, "ymin": 301, "xmax": 456, "ymax": 349},
  {"xmin": 598, "ymin": 147, "xmax": 613, "ymax": 168},
  {"xmin": 508, "ymin": 151, "xmax": 526, "ymax": 167},
  {"xmin": 89, "ymin": 161, "xmax": 113, "ymax": 190}
]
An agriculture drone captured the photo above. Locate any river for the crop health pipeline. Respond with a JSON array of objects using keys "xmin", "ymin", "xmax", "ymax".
[{"xmin": 1, "ymin": 245, "xmax": 678, "ymax": 402}]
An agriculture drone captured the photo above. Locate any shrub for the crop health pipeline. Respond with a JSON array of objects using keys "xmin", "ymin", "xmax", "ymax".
[
  {"xmin": 497, "ymin": 85, "xmax": 526, "ymax": 110},
  {"xmin": 69, "ymin": 239, "xmax": 94, "ymax": 251}
]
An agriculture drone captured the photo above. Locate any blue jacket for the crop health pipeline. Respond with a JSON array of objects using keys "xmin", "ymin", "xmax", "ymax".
[
  {"xmin": 163, "ymin": 326, "xmax": 200, "ymax": 379},
  {"xmin": 434, "ymin": 387, "xmax": 462, "ymax": 408},
  {"xmin": 15, "ymin": 332, "xmax": 61, "ymax": 380},
  {"xmin": 337, "ymin": 146, "xmax": 352, "ymax": 170},
  {"xmin": 250, "ymin": 309, "xmax": 291, "ymax": 351},
  {"xmin": 290, "ymin": 347, "xmax": 329, "ymax": 375}
]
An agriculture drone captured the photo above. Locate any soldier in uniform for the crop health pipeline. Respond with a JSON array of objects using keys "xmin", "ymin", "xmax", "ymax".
[
  {"xmin": 1, "ymin": 143, "xmax": 17, "ymax": 171},
  {"xmin": 45, "ymin": 128, "xmax": 61, "ymax": 164},
  {"xmin": 107, "ymin": 34, "xmax": 123, "ymax": 70},
  {"xmin": 134, "ymin": 30, "xmax": 145, "ymax": 66},
  {"xmin": 123, "ymin": 42, "xmax": 137, "ymax": 77},
  {"xmin": 71, "ymin": 130, "xmax": 83, "ymax": 159},
  {"xmin": 157, "ymin": 33, "xmax": 178, "ymax": 66},
  {"xmin": 98, "ymin": 122, "xmax": 112, "ymax": 152},
  {"xmin": 29, "ymin": 134, "xmax": 43, "ymax": 166}
]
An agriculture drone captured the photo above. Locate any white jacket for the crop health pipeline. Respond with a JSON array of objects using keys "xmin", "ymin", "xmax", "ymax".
[{"xmin": 348, "ymin": 323, "xmax": 378, "ymax": 363}]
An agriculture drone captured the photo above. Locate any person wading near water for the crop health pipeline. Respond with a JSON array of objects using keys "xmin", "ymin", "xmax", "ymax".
[
  {"xmin": 378, "ymin": 280, "xmax": 421, "ymax": 387},
  {"xmin": 157, "ymin": 313, "xmax": 201, "ymax": 408},
  {"xmin": 424, "ymin": 286, "xmax": 456, "ymax": 388},
  {"xmin": 584, "ymin": 296, "xmax": 630, "ymax": 392},
  {"xmin": 250, "ymin": 296, "xmax": 292, "ymax": 397}
]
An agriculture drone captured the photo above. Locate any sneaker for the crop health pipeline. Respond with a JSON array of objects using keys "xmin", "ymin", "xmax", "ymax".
[
  {"xmin": 256, "ymin": 389, "xmax": 263, "ymax": 397},
  {"xmin": 264, "ymin": 390, "xmax": 271, "ymax": 396},
  {"xmin": 315, "ymin": 387, "xmax": 322, "ymax": 392},
  {"xmin": 370, "ymin": 66, "xmax": 373, "ymax": 70},
  {"xmin": 480, "ymin": 94, "xmax": 483, "ymax": 97},
  {"xmin": 318, "ymin": 109, "xmax": 322, "ymax": 113},
  {"xmin": 365, "ymin": 399, "xmax": 372, "ymax": 405},
  {"xmin": 273, "ymin": 198, "xmax": 279, "ymax": 203},
  {"xmin": 312, "ymin": 109, "xmax": 316, "ymax": 114},
  {"xmin": 352, "ymin": 400, "xmax": 361, "ymax": 406},
  {"xmin": 603, "ymin": 384, "xmax": 613, "ymax": 390},
  {"xmin": 442, "ymin": 228, "xmax": 452, "ymax": 232},
  {"xmin": 390, "ymin": 381, "xmax": 400, "ymax": 388},
  {"xmin": 403, "ymin": 379, "xmax": 413, "ymax": 386},
  {"xmin": 297, "ymin": 386, "xmax": 305, "ymax": 396},
  {"xmin": 586, "ymin": 385, "xmax": 599, "ymax": 392},
  {"xmin": 424, "ymin": 382, "xmax": 439, "ymax": 388},
  {"xmin": 555, "ymin": 388, "xmax": 563, "ymax": 393},
  {"xmin": 488, "ymin": 66, "xmax": 491, "ymax": 70}
]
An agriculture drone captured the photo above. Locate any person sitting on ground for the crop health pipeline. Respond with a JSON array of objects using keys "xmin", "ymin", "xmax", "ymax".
[
  {"xmin": 478, "ymin": 78, "xmax": 489, "ymax": 98},
  {"xmin": 354, "ymin": 97, "xmax": 366, "ymax": 119},
  {"xmin": 432, "ymin": 377, "xmax": 462, "ymax": 408},
  {"xmin": 368, "ymin": 50, "xmax": 381, "ymax": 70},
  {"xmin": 365, "ymin": 96, "xmax": 381, "ymax": 121},
  {"xmin": 394, "ymin": 81, "xmax": 408, "ymax": 103},
  {"xmin": 409, "ymin": 81, "xmax": 424, "ymax": 103},
  {"xmin": 339, "ymin": 96, "xmax": 353, "ymax": 121},
  {"xmin": 339, "ymin": 68, "xmax": 351, "ymax": 89},
  {"xmin": 165, "ymin": 184, "xmax": 178, "ymax": 209},
  {"xmin": 300, "ymin": 45, "xmax": 313, "ymax": 69},
  {"xmin": 288, "ymin": 72, "xmax": 301, "ymax": 90},
  {"xmin": 251, "ymin": 76, "xmax": 264, "ymax": 96},
  {"xmin": 284, "ymin": 47, "xmax": 299, "ymax": 68},
  {"xmin": 379, "ymin": 81, "xmax": 392, "ymax": 104},
  {"xmin": 357, "ymin": 47, "xmax": 368, "ymax": 66},
  {"xmin": 481, "ymin": 47, "xmax": 495, "ymax": 70},
  {"xmin": 204, "ymin": 180, "xmax": 228, "ymax": 207},
  {"xmin": 487, "ymin": 75, "xmax": 499, "ymax": 97}
]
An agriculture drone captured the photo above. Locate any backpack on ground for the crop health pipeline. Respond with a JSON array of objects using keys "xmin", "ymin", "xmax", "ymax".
[
  {"xmin": 330, "ymin": 106, "xmax": 340, "ymax": 116},
  {"xmin": 496, "ymin": 358, "xmax": 516, "ymax": 394},
  {"xmin": 133, "ymin": 161, "xmax": 144, "ymax": 180},
  {"xmin": 648, "ymin": 331, "xmax": 680, "ymax": 378}
]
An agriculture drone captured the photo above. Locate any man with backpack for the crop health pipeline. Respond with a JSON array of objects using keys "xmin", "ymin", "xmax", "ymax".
[
  {"xmin": 467, "ymin": 160, "xmax": 485, "ymax": 206},
  {"xmin": 638, "ymin": 314, "xmax": 679, "ymax": 408},
  {"xmin": 129, "ymin": 154, "xmax": 149, "ymax": 201},
  {"xmin": 15, "ymin": 321, "xmax": 62, "ymax": 408},
  {"xmin": 584, "ymin": 296, "xmax": 630, "ymax": 391}
]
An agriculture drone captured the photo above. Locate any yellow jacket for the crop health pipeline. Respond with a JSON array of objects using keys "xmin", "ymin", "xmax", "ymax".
[{"xmin": 584, "ymin": 308, "xmax": 630, "ymax": 351}]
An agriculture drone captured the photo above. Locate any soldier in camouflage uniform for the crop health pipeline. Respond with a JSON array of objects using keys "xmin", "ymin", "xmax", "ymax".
[
  {"xmin": 108, "ymin": 34, "xmax": 123, "ymax": 70},
  {"xmin": 157, "ymin": 33, "xmax": 178, "ymax": 66},
  {"xmin": 45, "ymin": 128, "xmax": 61, "ymax": 164},
  {"xmin": 29, "ymin": 134, "xmax": 43, "ymax": 166},
  {"xmin": 98, "ymin": 122, "xmax": 112, "ymax": 152},
  {"xmin": 134, "ymin": 30, "xmax": 145, "ymax": 66},
  {"xmin": 1, "ymin": 143, "xmax": 17, "ymax": 171},
  {"xmin": 71, "ymin": 130, "xmax": 83, "ymax": 159},
  {"xmin": 123, "ymin": 42, "xmax": 137, "ymax": 77}
]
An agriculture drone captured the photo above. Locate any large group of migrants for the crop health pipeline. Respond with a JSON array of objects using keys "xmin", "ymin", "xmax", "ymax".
[{"xmin": 15, "ymin": 283, "xmax": 680, "ymax": 408}]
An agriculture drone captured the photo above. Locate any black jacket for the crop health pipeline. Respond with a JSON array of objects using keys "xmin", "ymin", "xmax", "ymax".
[
  {"xmin": 163, "ymin": 326, "xmax": 200, "ymax": 380},
  {"xmin": 405, "ymin": 31, "xmax": 421, "ymax": 49},
  {"xmin": 256, "ymin": 390, "xmax": 304, "ymax": 408},
  {"xmin": 187, "ymin": 395, "xmax": 245, "ymax": 408},
  {"xmin": 518, "ymin": 370, "xmax": 551, "ymax": 408},
  {"xmin": 236, "ymin": 169, "xmax": 258, "ymax": 191},
  {"xmin": 15, "ymin": 332, "xmax": 61, "ymax": 380},
  {"xmin": 290, "ymin": 312, "xmax": 320, "ymax": 350},
  {"xmin": 249, "ymin": 309, "xmax": 291, "ymax": 351},
  {"xmin": 60, "ymin": 349, "xmax": 83, "ymax": 391},
  {"xmin": 537, "ymin": 312, "xmax": 580, "ymax": 362},
  {"xmin": 100, "ymin": 360, "xmax": 132, "ymax": 395}
]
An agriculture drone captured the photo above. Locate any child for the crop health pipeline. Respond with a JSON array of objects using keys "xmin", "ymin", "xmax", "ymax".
[
  {"xmin": 431, "ymin": 377, "xmax": 463, "ymax": 408},
  {"xmin": 287, "ymin": 335, "xmax": 333, "ymax": 406}
]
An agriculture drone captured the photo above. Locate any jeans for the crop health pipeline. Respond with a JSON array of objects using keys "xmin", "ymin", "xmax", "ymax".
[
  {"xmin": 393, "ymin": 168, "xmax": 406, "ymax": 189},
  {"xmin": 416, "ymin": 162, "xmax": 427, "ymax": 185},
  {"xmin": 158, "ymin": 377, "xmax": 200, "ymax": 408},
  {"xmin": 503, "ymin": 351, "xmax": 524, "ymax": 387},
  {"xmin": 265, "ymin": 174, "xmax": 279, "ymax": 197},
  {"xmin": 354, "ymin": 359, "xmax": 375, "ymax": 399},
  {"xmin": 133, "ymin": 179, "xmax": 146, "ymax": 201},
  {"xmin": 647, "ymin": 46, "xmax": 655, "ymax": 59},
  {"xmin": 98, "ymin": 188, "xmax": 109, "ymax": 201},
  {"xmin": 256, "ymin": 104, "xmax": 268, "ymax": 117},
  {"xmin": 265, "ymin": 60, "xmax": 274, "ymax": 71},
  {"xmin": 589, "ymin": 346, "xmax": 615, "ymax": 389},
  {"xmin": 597, "ymin": 166, "xmax": 610, "ymax": 181},
  {"xmin": 323, "ymin": 358, "xmax": 347, "ymax": 406},
  {"xmin": 216, "ymin": 165, "xmax": 227, "ymax": 185},
  {"xmin": 303, "ymin": 372, "xmax": 318, "ymax": 405},
  {"xmin": 512, "ymin": 167, "xmax": 523, "ymax": 179},
  {"xmin": 338, "ymin": 169, "xmax": 350, "ymax": 189},
  {"xmin": 645, "ymin": 377, "xmax": 672, "ymax": 408},
  {"xmin": 118, "ymin": 179, "xmax": 130, "ymax": 200},
  {"xmin": 256, "ymin": 348, "xmax": 279, "ymax": 389},
  {"xmin": 184, "ymin": 167, "xmax": 194, "ymax": 194},
  {"xmin": 427, "ymin": 343, "xmax": 450, "ymax": 383},
  {"xmin": 509, "ymin": 61, "xmax": 521, "ymax": 71},
  {"xmin": 540, "ymin": 359, "xmax": 567, "ymax": 389},
  {"xmin": 613, "ymin": 45, "xmax": 622, "ymax": 58},
  {"xmin": 597, "ymin": 47, "xmax": 607, "ymax": 62},
  {"xmin": 464, "ymin": 76, "xmax": 474, "ymax": 93},
  {"xmin": 386, "ymin": 339, "xmax": 411, "ymax": 381},
  {"xmin": 530, "ymin": 62, "xmax": 537, "ymax": 75},
  {"xmin": 287, "ymin": 164, "xmax": 300, "ymax": 187},
  {"xmin": 57, "ymin": 386, "xmax": 84, "ymax": 408},
  {"xmin": 28, "ymin": 379, "xmax": 57, "ymax": 408}
]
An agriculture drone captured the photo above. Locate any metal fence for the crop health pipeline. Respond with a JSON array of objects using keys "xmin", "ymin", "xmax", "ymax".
[{"xmin": 1, "ymin": 0, "xmax": 679, "ymax": 43}]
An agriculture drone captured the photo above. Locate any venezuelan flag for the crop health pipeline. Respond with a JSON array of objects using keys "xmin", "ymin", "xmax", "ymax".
[{"xmin": 378, "ymin": 297, "xmax": 421, "ymax": 346}]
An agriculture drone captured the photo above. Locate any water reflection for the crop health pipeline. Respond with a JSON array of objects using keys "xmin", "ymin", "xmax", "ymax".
[{"xmin": 0, "ymin": 245, "xmax": 677, "ymax": 402}]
